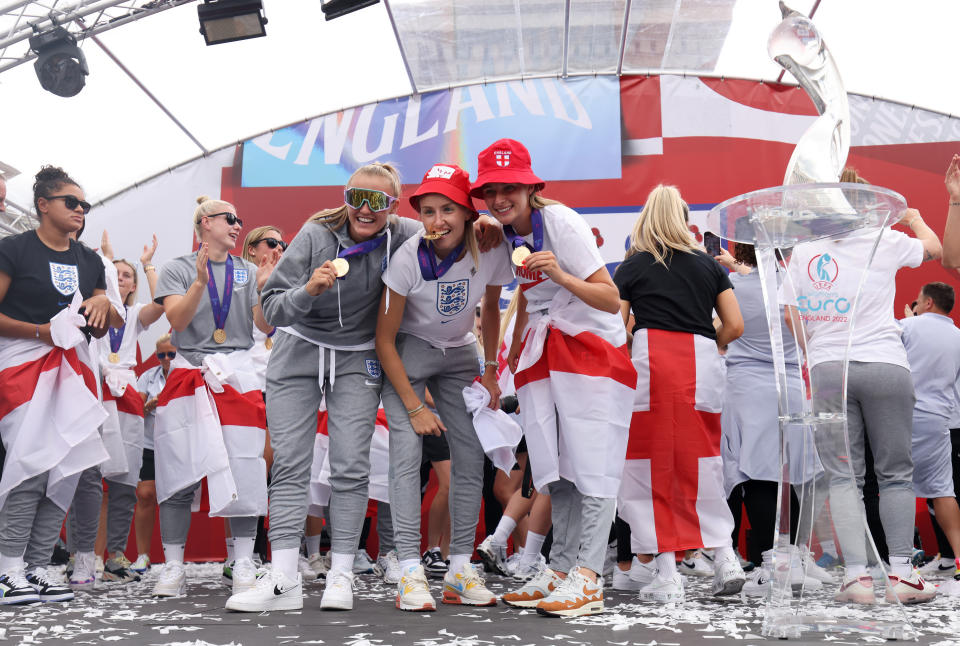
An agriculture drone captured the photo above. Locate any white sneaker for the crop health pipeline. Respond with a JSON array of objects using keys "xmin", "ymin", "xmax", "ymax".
[
  {"xmin": 442, "ymin": 563, "xmax": 496, "ymax": 606},
  {"xmin": 742, "ymin": 566, "xmax": 773, "ymax": 597},
  {"xmin": 352, "ymin": 550, "xmax": 375, "ymax": 574},
  {"xmin": 536, "ymin": 570, "xmax": 604, "ymax": 617},
  {"xmin": 834, "ymin": 574, "xmax": 876, "ymax": 605},
  {"xmin": 918, "ymin": 557, "xmax": 956, "ymax": 579},
  {"xmin": 677, "ymin": 551, "xmax": 714, "ymax": 577},
  {"xmin": 130, "ymin": 554, "xmax": 150, "ymax": 574},
  {"xmin": 885, "ymin": 570, "xmax": 937, "ymax": 604},
  {"xmin": 504, "ymin": 552, "xmax": 521, "ymax": 577},
  {"xmin": 477, "ymin": 535, "xmax": 510, "ymax": 576},
  {"xmin": 226, "ymin": 569, "xmax": 303, "ymax": 612},
  {"xmin": 758, "ymin": 549, "xmax": 823, "ymax": 593},
  {"xmin": 501, "ymin": 562, "xmax": 563, "ymax": 607},
  {"xmin": 511, "ymin": 554, "xmax": 547, "ymax": 581},
  {"xmin": 712, "ymin": 556, "xmax": 746, "ymax": 596},
  {"xmin": 95, "ymin": 555, "xmax": 104, "ymax": 579},
  {"xmin": 299, "ymin": 555, "xmax": 318, "ymax": 582},
  {"xmin": 0, "ymin": 563, "xmax": 40, "ymax": 605},
  {"xmin": 629, "ymin": 556, "xmax": 657, "ymax": 588},
  {"xmin": 320, "ymin": 570, "xmax": 355, "ymax": 610},
  {"xmin": 374, "ymin": 550, "xmax": 402, "ymax": 585},
  {"xmin": 69, "ymin": 552, "xmax": 96, "ymax": 591},
  {"xmin": 152, "ymin": 561, "xmax": 186, "ymax": 598},
  {"xmin": 307, "ymin": 552, "xmax": 328, "ymax": 580},
  {"xmin": 799, "ymin": 547, "xmax": 836, "ymax": 584},
  {"xmin": 231, "ymin": 557, "xmax": 259, "ymax": 594},
  {"xmin": 395, "ymin": 564, "xmax": 436, "ymax": 612},
  {"xmin": 639, "ymin": 573, "xmax": 685, "ymax": 603},
  {"xmin": 611, "ymin": 565, "xmax": 639, "ymax": 591}
]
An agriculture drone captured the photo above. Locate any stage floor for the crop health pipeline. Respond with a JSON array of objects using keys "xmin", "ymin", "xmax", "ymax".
[{"xmin": 1, "ymin": 563, "xmax": 958, "ymax": 645}]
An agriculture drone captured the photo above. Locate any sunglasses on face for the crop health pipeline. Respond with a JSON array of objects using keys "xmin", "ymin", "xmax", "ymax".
[
  {"xmin": 157, "ymin": 351, "xmax": 176, "ymax": 359},
  {"xmin": 206, "ymin": 212, "xmax": 243, "ymax": 227},
  {"xmin": 344, "ymin": 188, "xmax": 398, "ymax": 212},
  {"xmin": 259, "ymin": 237, "xmax": 287, "ymax": 250},
  {"xmin": 48, "ymin": 194, "xmax": 92, "ymax": 214}
]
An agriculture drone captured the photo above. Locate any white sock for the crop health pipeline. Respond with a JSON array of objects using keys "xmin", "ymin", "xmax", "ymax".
[
  {"xmin": 519, "ymin": 532, "xmax": 546, "ymax": 567},
  {"xmin": 163, "ymin": 544, "xmax": 185, "ymax": 564},
  {"xmin": 233, "ymin": 537, "xmax": 255, "ymax": 563},
  {"xmin": 305, "ymin": 535, "xmax": 322, "ymax": 557},
  {"xmin": 713, "ymin": 545, "xmax": 736, "ymax": 563},
  {"xmin": 428, "ymin": 545, "xmax": 441, "ymax": 553},
  {"xmin": 330, "ymin": 551, "xmax": 354, "ymax": 575},
  {"xmin": 491, "ymin": 517, "xmax": 516, "ymax": 547},
  {"xmin": 0, "ymin": 552, "xmax": 24, "ymax": 574},
  {"xmin": 224, "ymin": 537, "xmax": 235, "ymax": 563},
  {"xmin": 819, "ymin": 540, "xmax": 837, "ymax": 557},
  {"xmin": 846, "ymin": 563, "xmax": 867, "ymax": 577},
  {"xmin": 448, "ymin": 553, "xmax": 470, "ymax": 572},
  {"xmin": 655, "ymin": 552, "xmax": 677, "ymax": 579},
  {"xmin": 272, "ymin": 548, "xmax": 299, "ymax": 580},
  {"xmin": 889, "ymin": 556, "xmax": 912, "ymax": 578},
  {"xmin": 400, "ymin": 559, "xmax": 420, "ymax": 571}
]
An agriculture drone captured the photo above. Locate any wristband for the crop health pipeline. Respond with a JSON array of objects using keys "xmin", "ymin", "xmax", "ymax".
[
  {"xmin": 951, "ymin": 202, "xmax": 960, "ymax": 207},
  {"xmin": 483, "ymin": 360, "xmax": 498, "ymax": 368},
  {"xmin": 406, "ymin": 403, "xmax": 425, "ymax": 417},
  {"xmin": 143, "ymin": 264, "xmax": 156, "ymax": 273}
]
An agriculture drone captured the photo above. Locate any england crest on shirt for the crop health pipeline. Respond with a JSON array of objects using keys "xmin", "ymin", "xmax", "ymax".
[
  {"xmin": 233, "ymin": 267, "xmax": 250, "ymax": 286},
  {"xmin": 437, "ymin": 279, "xmax": 469, "ymax": 316},
  {"xmin": 49, "ymin": 262, "xmax": 79, "ymax": 296}
]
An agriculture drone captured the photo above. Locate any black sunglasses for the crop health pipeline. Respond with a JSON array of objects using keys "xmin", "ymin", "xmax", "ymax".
[
  {"xmin": 157, "ymin": 351, "xmax": 176, "ymax": 359},
  {"xmin": 48, "ymin": 194, "xmax": 92, "ymax": 215},
  {"xmin": 259, "ymin": 237, "xmax": 287, "ymax": 251},
  {"xmin": 206, "ymin": 212, "xmax": 243, "ymax": 228}
]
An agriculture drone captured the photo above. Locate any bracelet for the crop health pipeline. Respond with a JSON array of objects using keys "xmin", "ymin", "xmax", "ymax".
[
  {"xmin": 35, "ymin": 325, "xmax": 39, "ymax": 338},
  {"xmin": 483, "ymin": 360, "xmax": 498, "ymax": 368},
  {"xmin": 406, "ymin": 403, "xmax": 425, "ymax": 417},
  {"xmin": 143, "ymin": 264, "xmax": 156, "ymax": 273},
  {"xmin": 951, "ymin": 202, "xmax": 960, "ymax": 207}
]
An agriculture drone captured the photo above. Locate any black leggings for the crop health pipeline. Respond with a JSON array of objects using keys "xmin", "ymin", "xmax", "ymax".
[{"xmin": 728, "ymin": 479, "xmax": 799, "ymax": 566}]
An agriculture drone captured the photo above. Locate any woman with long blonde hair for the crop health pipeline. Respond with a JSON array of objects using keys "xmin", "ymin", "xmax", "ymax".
[{"xmin": 615, "ymin": 184, "xmax": 745, "ymax": 603}]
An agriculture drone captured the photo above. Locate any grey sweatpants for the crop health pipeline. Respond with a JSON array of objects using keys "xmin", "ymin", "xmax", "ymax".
[
  {"xmin": 382, "ymin": 335, "xmax": 485, "ymax": 561},
  {"xmin": 158, "ymin": 482, "xmax": 257, "ymax": 546},
  {"xmin": 266, "ymin": 332, "xmax": 383, "ymax": 554},
  {"xmin": 548, "ymin": 478, "xmax": 616, "ymax": 575},
  {"xmin": 0, "ymin": 473, "xmax": 69, "ymax": 570},
  {"xmin": 66, "ymin": 467, "xmax": 102, "ymax": 553},
  {"xmin": 811, "ymin": 361, "xmax": 915, "ymax": 567}
]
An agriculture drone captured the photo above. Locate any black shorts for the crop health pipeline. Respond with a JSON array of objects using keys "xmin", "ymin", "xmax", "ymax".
[
  {"xmin": 422, "ymin": 432, "xmax": 450, "ymax": 463},
  {"xmin": 139, "ymin": 448, "xmax": 155, "ymax": 481}
]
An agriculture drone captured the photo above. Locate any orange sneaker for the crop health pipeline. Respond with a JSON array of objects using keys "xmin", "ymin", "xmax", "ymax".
[{"xmin": 501, "ymin": 563, "xmax": 562, "ymax": 608}]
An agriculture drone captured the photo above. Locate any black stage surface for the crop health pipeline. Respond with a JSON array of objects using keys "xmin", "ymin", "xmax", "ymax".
[{"xmin": 1, "ymin": 563, "xmax": 958, "ymax": 645}]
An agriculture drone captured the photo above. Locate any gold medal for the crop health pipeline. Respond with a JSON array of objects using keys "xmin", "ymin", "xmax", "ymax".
[
  {"xmin": 213, "ymin": 328, "xmax": 227, "ymax": 344},
  {"xmin": 422, "ymin": 231, "xmax": 444, "ymax": 240},
  {"xmin": 108, "ymin": 352, "xmax": 120, "ymax": 364},
  {"xmin": 331, "ymin": 257, "xmax": 350, "ymax": 278},
  {"xmin": 512, "ymin": 246, "xmax": 532, "ymax": 266},
  {"xmin": 265, "ymin": 336, "xmax": 274, "ymax": 350}
]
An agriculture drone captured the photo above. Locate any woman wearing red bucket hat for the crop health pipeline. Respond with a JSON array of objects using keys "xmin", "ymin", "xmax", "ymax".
[
  {"xmin": 376, "ymin": 163, "xmax": 514, "ymax": 611},
  {"xmin": 470, "ymin": 139, "xmax": 637, "ymax": 617}
]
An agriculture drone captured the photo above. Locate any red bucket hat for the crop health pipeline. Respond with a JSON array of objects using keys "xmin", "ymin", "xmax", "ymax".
[
  {"xmin": 469, "ymin": 138, "xmax": 545, "ymax": 198},
  {"xmin": 409, "ymin": 163, "xmax": 478, "ymax": 220}
]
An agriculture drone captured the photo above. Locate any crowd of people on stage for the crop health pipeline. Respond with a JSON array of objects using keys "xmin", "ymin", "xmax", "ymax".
[{"xmin": 1, "ymin": 146, "xmax": 960, "ymax": 618}]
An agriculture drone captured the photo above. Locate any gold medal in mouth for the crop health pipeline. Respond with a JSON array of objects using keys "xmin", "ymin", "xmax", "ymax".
[
  {"xmin": 512, "ymin": 246, "xmax": 532, "ymax": 266},
  {"xmin": 423, "ymin": 231, "xmax": 446, "ymax": 241},
  {"xmin": 331, "ymin": 257, "xmax": 350, "ymax": 277}
]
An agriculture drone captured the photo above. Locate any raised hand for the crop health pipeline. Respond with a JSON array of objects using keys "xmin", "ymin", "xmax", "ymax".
[{"xmin": 140, "ymin": 233, "xmax": 158, "ymax": 265}]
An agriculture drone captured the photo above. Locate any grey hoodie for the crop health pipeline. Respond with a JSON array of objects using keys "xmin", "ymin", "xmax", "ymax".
[{"xmin": 261, "ymin": 215, "xmax": 422, "ymax": 347}]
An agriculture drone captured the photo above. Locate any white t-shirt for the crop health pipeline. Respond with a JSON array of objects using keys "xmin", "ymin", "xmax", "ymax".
[
  {"xmin": 516, "ymin": 203, "xmax": 624, "ymax": 347},
  {"xmin": 383, "ymin": 235, "xmax": 514, "ymax": 349},
  {"xmin": 786, "ymin": 229, "xmax": 923, "ymax": 369},
  {"xmin": 90, "ymin": 301, "xmax": 147, "ymax": 370}
]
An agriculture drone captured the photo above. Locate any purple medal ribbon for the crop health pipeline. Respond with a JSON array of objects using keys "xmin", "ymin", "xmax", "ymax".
[
  {"xmin": 335, "ymin": 235, "xmax": 387, "ymax": 280},
  {"xmin": 503, "ymin": 209, "xmax": 544, "ymax": 256},
  {"xmin": 417, "ymin": 238, "xmax": 465, "ymax": 281},
  {"xmin": 108, "ymin": 323, "xmax": 125, "ymax": 353},
  {"xmin": 206, "ymin": 255, "xmax": 234, "ymax": 331},
  {"xmin": 267, "ymin": 328, "xmax": 277, "ymax": 339}
]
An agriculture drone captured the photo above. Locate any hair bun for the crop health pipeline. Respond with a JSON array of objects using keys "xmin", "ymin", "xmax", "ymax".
[
  {"xmin": 35, "ymin": 165, "xmax": 69, "ymax": 183},
  {"xmin": 196, "ymin": 195, "xmax": 211, "ymax": 205}
]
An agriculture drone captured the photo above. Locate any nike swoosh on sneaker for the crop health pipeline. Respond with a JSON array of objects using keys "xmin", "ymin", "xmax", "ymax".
[
  {"xmin": 274, "ymin": 585, "xmax": 288, "ymax": 595},
  {"xmin": 891, "ymin": 577, "xmax": 927, "ymax": 591}
]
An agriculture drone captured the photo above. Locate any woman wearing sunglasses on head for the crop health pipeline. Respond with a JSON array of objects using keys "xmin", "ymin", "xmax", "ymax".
[
  {"xmin": 471, "ymin": 139, "xmax": 637, "ymax": 618},
  {"xmin": 63, "ymin": 232, "xmax": 166, "ymax": 591},
  {"xmin": 150, "ymin": 196, "xmax": 272, "ymax": 603},
  {"xmin": 375, "ymin": 164, "xmax": 513, "ymax": 611},
  {"xmin": 226, "ymin": 162, "xmax": 421, "ymax": 613},
  {"xmin": 0, "ymin": 166, "xmax": 119, "ymax": 605}
]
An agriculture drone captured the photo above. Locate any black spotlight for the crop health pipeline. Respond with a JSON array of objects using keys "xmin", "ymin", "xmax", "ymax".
[
  {"xmin": 198, "ymin": 0, "xmax": 268, "ymax": 45},
  {"xmin": 29, "ymin": 27, "xmax": 88, "ymax": 98},
  {"xmin": 321, "ymin": 0, "xmax": 380, "ymax": 21}
]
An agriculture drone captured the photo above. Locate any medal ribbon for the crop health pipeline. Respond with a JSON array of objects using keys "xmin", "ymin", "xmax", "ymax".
[
  {"xmin": 108, "ymin": 323, "xmax": 125, "ymax": 353},
  {"xmin": 206, "ymin": 255, "xmax": 234, "ymax": 332},
  {"xmin": 417, "ymin": 239, "xmax": 465, "ymax": 281},
  {"xmin": 335, "ymin": 235, "xmax": 387, "ymax": 280},
  {"xmin": 502, "ymin": 209, "xmax": 544, "ymax": 255}
]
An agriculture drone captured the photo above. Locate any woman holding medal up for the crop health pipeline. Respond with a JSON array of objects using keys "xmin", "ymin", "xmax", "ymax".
[
  {"xmin": 376, "ymin": 164, "xmax": 513, "ymax": 612},
  {"xmin": 151, "ymin": 197, "xmax": 270, "ymax": 602},
  {"xmin": 472, "ymin": 139, "xmax": 637, "ymax": 618}
]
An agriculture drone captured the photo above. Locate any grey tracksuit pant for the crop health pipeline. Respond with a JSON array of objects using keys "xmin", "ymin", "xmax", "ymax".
[
  {"xmin": 0, "ymin": 472, "xmax": 69, "ymax": 571},
  {"xmin": 382, "ymin": 334, "xmax": 485, "ymax": 561},
  {"xmin": 811, "ymin": 361, "xmax": 916, "ymax": 567},
  {"xmin": 547, "ymin": 478, "xmax": 616, "ymax": 575},
  {"xmin": 158, "ymin": 482, "xmax": 257, "ymax": 546},
  {"xmin": 266, "ymin": 332, "xmax": 383, "ymax": 554},
  {"xmin": 66, "ymin": 468, "xmax": 139, "ymax": 554}
]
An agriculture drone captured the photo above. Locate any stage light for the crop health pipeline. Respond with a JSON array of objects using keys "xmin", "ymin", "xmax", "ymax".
[
  {"xmin": 29, "ymin": 27, "xmax": 88, "ymax": 98},
  {"xmin": 321, "ymin": 0, "xmax": 380, "ymax": 21},
  {"xmin": 198, "ymin": 0, "xmax": 268, "ymax": 45}
]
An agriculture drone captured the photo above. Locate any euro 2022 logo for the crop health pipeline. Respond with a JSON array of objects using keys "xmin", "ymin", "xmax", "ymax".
[{"xmin": 808, "ymin": 253, "xmax": 838, "ymax": 291}]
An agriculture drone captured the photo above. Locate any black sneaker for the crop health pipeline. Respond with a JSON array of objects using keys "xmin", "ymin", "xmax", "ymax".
[
  {"xmin": 25, "ymin": 567, "xmax": 74, "ymax": 602},
  {"xmin": 0, "ymin": 569, "xmax": 40, "ymax": 605},
  {"xmin": 103, "ymin": 555, "xmax": 141, "ymax": 584},
  {"xmin": 421, "ymin": 548, "xmax": 448, "ymax": 577}
]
